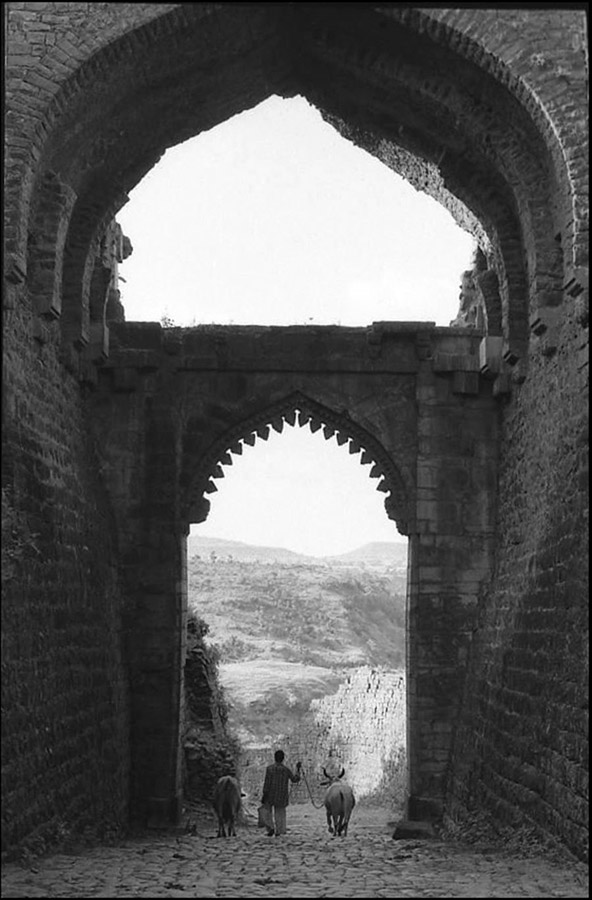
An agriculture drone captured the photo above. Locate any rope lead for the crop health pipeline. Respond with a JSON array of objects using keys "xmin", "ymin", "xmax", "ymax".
[{"xmin": 297, "ymin": 767, "xmax": 326, "ymax": 810}]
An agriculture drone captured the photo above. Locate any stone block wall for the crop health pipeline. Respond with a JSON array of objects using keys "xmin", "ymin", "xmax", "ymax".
[
  {"xmin": 238, "ymin": 667, "xmax": 406, "ymax": 808},
  {"xmin": 309, "ymin": 668, "xmax": 406, "ymax": 800}
]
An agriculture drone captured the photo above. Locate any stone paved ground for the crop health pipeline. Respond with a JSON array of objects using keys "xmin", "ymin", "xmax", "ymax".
[{"xmin": 1, "ymin": 804, "xmax": 588, "ymax": 898}]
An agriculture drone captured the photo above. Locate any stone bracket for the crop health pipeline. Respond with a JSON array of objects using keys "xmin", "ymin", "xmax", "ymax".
[
  {"xmin": 479, "ymin": 336, "xmax": 504, "ymax": 376},
  {"xmin": 431, "ymin": 341, "xmax": 513, "ymax": 396},
  {"xmin": 530, "ymin": 307, "xmax": 561, "ymax": 356},
  {"xmin": 5, "ymin": 254, "xmax": 26, "ymax": 285},
  {"xmin": 565, "ymin": 267, "xmax": 588, "ymax": 299},
  {"xmin": 565, "ymin": 266, "xmax": 589, "ymax": 327}
]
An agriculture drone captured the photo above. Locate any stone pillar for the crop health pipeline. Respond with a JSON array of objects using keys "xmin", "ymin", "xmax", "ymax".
[
  {"xmin": 405, "ymin": 532, "xmax": 421, "ymax": 818},
  {"xmin": 126, "ymin": 391, "xmax": 187, "ymax": 827},
  {"xmin": 406, "ymin": 367, "xmax": 499, "ymax": 821},
  {"xmin": 127, "ymin": 527, "xmax": 187, "ymax": 827}
]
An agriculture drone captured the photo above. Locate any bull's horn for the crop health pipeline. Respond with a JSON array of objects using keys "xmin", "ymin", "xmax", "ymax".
[
  {"xmin": 339, "ymin": 767, "xmax": 345, "ymax": 779},
  {"xmin": 322, "ymin": 767, "xmax": 329, "ymax": 779}
]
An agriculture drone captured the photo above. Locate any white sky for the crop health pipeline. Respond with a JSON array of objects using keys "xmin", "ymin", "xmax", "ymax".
[
  {"xmin": 117, "ymin": 94, "xmax": 475, "ymax": 556},
  {"xmin": 194, "ymin": 424, "xmax": 406, "ymax": 558}
]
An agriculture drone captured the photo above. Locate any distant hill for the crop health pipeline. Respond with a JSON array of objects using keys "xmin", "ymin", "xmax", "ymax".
[
  {"xmin": 324, "ymin": 541, "xmax": 408, "ymax": 569},
  {"xmin": 187, "ymin": 534, "xmax": 309, "ymax": 564},
  {"xmin": 187, "ymin": 534, "xmax": 407, "ymax": 569}
]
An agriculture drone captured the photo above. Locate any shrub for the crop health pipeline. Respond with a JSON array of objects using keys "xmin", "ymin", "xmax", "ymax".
[{"xmin": 183, "ymin": 610, "xmax": 243, "ymax": 801}]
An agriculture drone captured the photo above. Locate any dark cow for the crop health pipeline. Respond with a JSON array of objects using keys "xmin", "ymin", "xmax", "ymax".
[
  {"xmin": 323, "ymin": 771, "xmax": 356, "ymax": 837},
  {"xmin": 213, "ymin": 775, "xmax": 242, "ymax": 837}
]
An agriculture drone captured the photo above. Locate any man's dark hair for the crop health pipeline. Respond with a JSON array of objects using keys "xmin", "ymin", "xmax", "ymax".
[{"xmin": 274, "ymin": 750, "xmax": 285, "ymax": 763}]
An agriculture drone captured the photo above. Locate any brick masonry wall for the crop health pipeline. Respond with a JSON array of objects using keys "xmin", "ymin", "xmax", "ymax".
[
  {"xmin": 406, "ymin": 7, "xmax": 588, "ymax": 273},
  {"xmin": 2, "ymin": 294, "xmax": 130, "ymax": 859},
  {"xmin": 445, "ymin": 308, "xmax": 589, "ymax": 860}
]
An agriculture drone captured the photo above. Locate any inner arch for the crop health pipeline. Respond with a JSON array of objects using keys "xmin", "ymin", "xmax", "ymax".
[{"xmin": 183, "ymin": 392, "xmax": 412, "ymax": 539}]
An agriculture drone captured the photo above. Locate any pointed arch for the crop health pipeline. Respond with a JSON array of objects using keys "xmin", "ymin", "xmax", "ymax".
[
  {"xmin": 5, "ymin": 3, "xmax": 583, "ymax": 370},
  {"xmin": 182, "ymin": 391, "xmax": 412, "ymax": 538}
]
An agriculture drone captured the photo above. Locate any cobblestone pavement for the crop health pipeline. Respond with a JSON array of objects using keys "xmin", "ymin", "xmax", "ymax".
[{"xmin": 1, "ymin": 805, "xmax": 588, "ymax": 898}]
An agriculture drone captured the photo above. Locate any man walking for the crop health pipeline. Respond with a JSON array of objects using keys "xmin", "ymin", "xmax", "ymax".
[{"xmin": 261, "ymin": 749, "xmax": 301, "ymax": 836}]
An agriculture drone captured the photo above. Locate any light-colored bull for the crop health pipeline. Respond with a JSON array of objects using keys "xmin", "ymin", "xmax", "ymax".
[
  {"xmin": 212, "ymin": 775, "xmax": 242, "ymax": 837},
  {"xmin": 323, "ymin": 771, "xmax": 355, "ymax": 837}
]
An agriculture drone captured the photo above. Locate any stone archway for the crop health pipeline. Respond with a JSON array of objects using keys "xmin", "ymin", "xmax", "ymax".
[
  {"xmin": 183, "ymin": 391, "xmax": 413, "ymax": 806},
  {"xmin": 88, "ymin": 320, "xmax": 501, "ymax": 825},
  {"xmin": 4, "ymin": 4, "xmax": 587, "ymax": 859},
  {"xmin": 6, "ymin": 4, "xmax": 584, "ymax": 374}
]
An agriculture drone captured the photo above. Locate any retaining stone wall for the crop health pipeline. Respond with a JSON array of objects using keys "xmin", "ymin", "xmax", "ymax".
[{"xmin": 238, "ymin": 667, "xmax": 406, "ymax": 808}]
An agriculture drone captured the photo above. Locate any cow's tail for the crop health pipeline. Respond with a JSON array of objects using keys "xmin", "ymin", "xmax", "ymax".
[
  {"xmin": 222, "ymin": 799, "xmax": 233, "ymax": 821},
  {"xmin": 337, "ymin": 790, "xmax": 345, "ymax": 834}
]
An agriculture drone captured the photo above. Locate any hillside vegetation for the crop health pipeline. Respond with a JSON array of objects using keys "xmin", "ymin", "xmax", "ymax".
[
  {"xmin": 187, "ymin": 536, "xmax": 408, "ymax": 752},
  {"xmin": 187, "ymin": 537, "xmax": 406, "ymax": 669}
]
